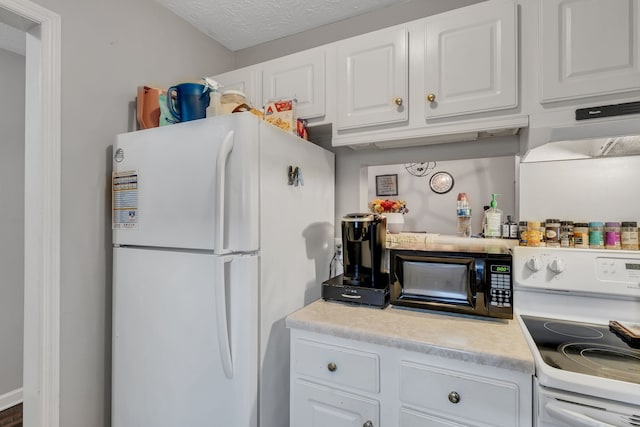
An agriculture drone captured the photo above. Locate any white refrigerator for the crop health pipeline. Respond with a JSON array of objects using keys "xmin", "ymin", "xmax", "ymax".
[{"xmin": 111, "ymin": 113, "xmax": 335, "ymax": 427}]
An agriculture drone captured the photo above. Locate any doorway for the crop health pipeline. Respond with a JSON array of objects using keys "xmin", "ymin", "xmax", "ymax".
[
  {"xmin": 0, "ymin": 24, "xmax": 25, "ymax": 422},
  {"xmin": 0, "ymin": 0, "xmax": 60, "ymax": 426}
]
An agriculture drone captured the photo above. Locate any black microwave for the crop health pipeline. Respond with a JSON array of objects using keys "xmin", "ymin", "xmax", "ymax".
[{"xmin": 389, "ymin": 247, "xmax": 513, "ymax": 319}]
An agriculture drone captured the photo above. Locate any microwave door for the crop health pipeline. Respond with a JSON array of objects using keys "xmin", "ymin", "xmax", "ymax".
[{"xmin": 398, "ymin": 256, "xmax": 475, "ymax": 307}]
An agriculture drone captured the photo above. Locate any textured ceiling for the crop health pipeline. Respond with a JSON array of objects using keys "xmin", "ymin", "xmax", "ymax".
[{"xmin": 154, "ymin": 0, "xmax": 408, "ymax": 51}]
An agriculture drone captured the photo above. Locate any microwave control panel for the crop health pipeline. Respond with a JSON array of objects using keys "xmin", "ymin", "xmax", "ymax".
[{"xmin": 487, "ymin": 261, "xmax": 512, "ymax": 309}]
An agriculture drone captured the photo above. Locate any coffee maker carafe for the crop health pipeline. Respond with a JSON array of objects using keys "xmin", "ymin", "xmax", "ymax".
[
  {"xmin": 321, "ymin": 213, "xmax": 390, "ymax": 308},
  {"xmin": 342, "ymin": 213, "xmax": 386, "ymax": 288}
]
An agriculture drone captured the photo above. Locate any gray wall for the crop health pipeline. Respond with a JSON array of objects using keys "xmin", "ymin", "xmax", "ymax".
[
  {"xmin": 24, "ymin": 0, "xmax": 233, "ymax": 425},
  {"xmin": 0, "ymin": 47, "xmax": 25, "ymax": 398},
  {"xmin": 367, "ymin": 156, "xmax": 517, "ymax": 236}
]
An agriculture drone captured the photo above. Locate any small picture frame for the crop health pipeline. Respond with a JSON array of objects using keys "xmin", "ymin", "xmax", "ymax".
[{"xmin": 375, "ymin": 174, "xmax": 398, "ymax": 196}]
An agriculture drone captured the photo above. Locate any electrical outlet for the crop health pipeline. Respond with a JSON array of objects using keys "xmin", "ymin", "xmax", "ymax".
[{"xmin": 334, "ymin": 238, "xmax": 342, "ymax": 256}]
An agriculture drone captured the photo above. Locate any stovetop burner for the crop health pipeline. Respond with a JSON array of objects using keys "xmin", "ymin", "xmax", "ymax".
[
  {"xmin": 543, "ymin": 322, "xmax": 604, "ymax": 339},
  {"xmin": 521, "ymin": 315, "xmax": 640, "ymax": 385}
]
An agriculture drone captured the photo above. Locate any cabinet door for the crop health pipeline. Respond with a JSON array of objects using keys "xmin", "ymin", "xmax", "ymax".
[
  {"xmin": 262, "ymin": 49, "xmax": 325, "ymax": 119},
  {"xmin": 424, "ymin": 0, "xmax": 517, "ymax": 119},
  {"xmin": 336, "ymin": 27, "xmax": 408, "ymax": 130},
  {"xmin": 213, "ymin": 66, "xmax": 259, "ymax": 108},
  {"xmin": 293, "ymin": 379, "xmax": 379, "ymax": 427},
  {"xmin": 399, "ymin": 408, "xmax": 468, "ymax": 427},
  {"xmin": 540, "ymin": 0, "xmax": 640, "ymax": 103}
]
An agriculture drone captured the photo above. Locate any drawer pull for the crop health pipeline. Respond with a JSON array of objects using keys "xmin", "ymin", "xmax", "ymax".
[
  {"xmin": 363, "ymin": 421, "xmax": 373, "ymax": 427},
  {"xmin": 394, "ymin": 97, "xmax": 403, "ymax": 106},
  {"xmin": 448, "ymin": 391, "xmax": 460, "ymax": 404},
  {"xmin": 327, "ymin": 362, "xmax": 337, "ymax": 372}
]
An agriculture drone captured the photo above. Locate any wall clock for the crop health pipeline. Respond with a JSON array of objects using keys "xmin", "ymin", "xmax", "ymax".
[{"xmin": 429, "ymin": 171, "xmax": 454, "ymax": 194}]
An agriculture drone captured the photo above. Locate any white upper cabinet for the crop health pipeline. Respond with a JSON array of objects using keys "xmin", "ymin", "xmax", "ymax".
[
  {"xmin": 424, "ymin": 0, "xmax": 518, "ymax": 119},
  {"xmin": 336, "ymin": 27, "xmax": 409, "ymax": 130},
  {"xmin": 212, "ymin": 66, "xmax": 260, "ymax": 108},
  {"xmin": 261, "ymin": 48, "xmax": 326, "ymax": 120},
  {"xmin": 540, "ymin": 0, "xmax": 640, "ymax": 103}
]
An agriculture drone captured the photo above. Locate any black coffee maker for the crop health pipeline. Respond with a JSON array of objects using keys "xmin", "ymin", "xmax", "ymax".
[
  {"xmin": 342, "ymin": 213, "xmax": 387, "ymax": 287},
  {"xmin": 321, "ymin": 213, "xmax": 390, "ymax": 308}
]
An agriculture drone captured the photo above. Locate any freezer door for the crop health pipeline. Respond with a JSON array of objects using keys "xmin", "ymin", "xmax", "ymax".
[
  {"xmin": 112, "ymin": 113, "xmax": 259, "ymax": 252},
  {"xmin": 112, "ymin": 247, "xmax": 258, "ymax": 427}
]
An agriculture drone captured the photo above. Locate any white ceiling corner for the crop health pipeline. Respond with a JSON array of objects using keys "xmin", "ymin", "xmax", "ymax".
[
  {"xmin": 154, "ymin": 0, "xmax": 408, "ymax": 51},
  {"xmin": 0, "ymin": 22, "xmax": 26, "ymax": 56}
]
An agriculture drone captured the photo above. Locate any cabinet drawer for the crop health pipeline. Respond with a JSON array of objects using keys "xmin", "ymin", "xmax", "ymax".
[
  {"xmin": 400, "ymin": 407, "xmax": 466, "ymax": 427},
  {"xmin": 399, "ymin": 361, "xmax": 518, "ymax": 427},
  {"xmin": 294, "ymin": 338, "xmax": 380, "ymax": 393},
  {"xmin": 293, "ymin": 379, "xmax": 379, "ymax": 427}
]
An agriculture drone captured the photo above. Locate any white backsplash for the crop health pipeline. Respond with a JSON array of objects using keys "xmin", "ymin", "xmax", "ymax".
[{"xmin": 519, "ymin": 155, "xmax": 640, "ymax": 223}]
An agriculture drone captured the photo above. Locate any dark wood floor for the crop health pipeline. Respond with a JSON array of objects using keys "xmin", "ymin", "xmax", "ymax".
[{"xmin": 0, "ymin": 403, "xmax": 22, "ymax": 427}]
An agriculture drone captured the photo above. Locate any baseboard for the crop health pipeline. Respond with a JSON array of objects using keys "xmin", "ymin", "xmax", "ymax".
[{"xmin": 0, "ymin": 388, "xmax": 23, "ymax": 412}]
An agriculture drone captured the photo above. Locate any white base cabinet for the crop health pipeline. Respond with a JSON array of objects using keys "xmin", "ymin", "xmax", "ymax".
[{"xmin": 290, "ymin": 329, "xmax": 532, "ymax": 427}]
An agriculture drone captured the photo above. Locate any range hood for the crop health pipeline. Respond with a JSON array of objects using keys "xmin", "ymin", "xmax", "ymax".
[{"xmin": 522, "ymin": 101, "xmax": 640, "ymax": 162}]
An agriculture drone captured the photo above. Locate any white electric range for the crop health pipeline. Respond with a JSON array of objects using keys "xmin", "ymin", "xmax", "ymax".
[{"xmin": 513, "ymin": 246, "xmax": 640, "ymax": 427}]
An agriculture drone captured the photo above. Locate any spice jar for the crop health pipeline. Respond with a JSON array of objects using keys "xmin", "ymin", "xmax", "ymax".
[
  {"xmin": 621, "ymin": 221, "xmax": 639, "ymax": 250},
  {"xmin": 545, "ymin": 219, "xmax": 561, "ymax": 247},
  {"xmin": 560, "ymin": 221, "xmax": 574, "ymax": 248},
  {"xmin": 527, "ymin": 221, "xmax": 543, "ymax": 247},
  {"xmin": 519, "ymin": 221, "xmax": 528, "ymax": 246},
  {"xmin": 589, "ymin": 221, "xmax": 604, "ymax": 249},
  {"xmin": 574, "ymin": 222, "xmax": 589, "ymax": 249},
  {"xmin": 605, "ymin": 222, "xmax": 621, "ymax": 250}
]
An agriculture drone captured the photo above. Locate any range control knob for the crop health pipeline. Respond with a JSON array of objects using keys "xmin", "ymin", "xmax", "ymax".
[
  {"xmin": 549, "ymin": 258, "xmax": 566, "ymax": 274},
  {"xmin": 526, "ymin": 256, "xmax": 543, "ymax": 272}
]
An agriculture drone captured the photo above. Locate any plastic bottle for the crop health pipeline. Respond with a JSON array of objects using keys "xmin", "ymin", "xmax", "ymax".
[
  {"xmin": 573, "ymin": 222, "xmax": 589, "ymax": 249},
  {"xmin": 545, "ymin": 219, "xmax": 561, "ymax": 247},
  {"xmin": 203, "ymin": 77, "xmax": 221, "ymax": 117},
  {"xmin": 502, "ymin": 215, "xmax": 518, "ymax": 239},
  {"xmin": 621, "ymin": 222, "xmax": 639, "ymax": 250},
  {"xmin": 483, "ymin": 194, "xmax": 502, "ymax": 238},
  {"xmin": 589, "ymin": 222, "xmax": 605, "ymax": 249},
  {"xmin": 605, "ymin": 222, "xmax": 621, "ymax": 250},
  {"xmin": 527, "ymin": 221, "xmax": 543, "ymax": 247},
  {"xmin": 560, "ymin": 221, "xmax": 574, "ymax": 248},
  {"xmin": 518, "ymin": 221, "xmax": 528, "ymax": 246},
  {"xmin": 456, "ymin": 193, "xmax": 472, "ymax": 237}
]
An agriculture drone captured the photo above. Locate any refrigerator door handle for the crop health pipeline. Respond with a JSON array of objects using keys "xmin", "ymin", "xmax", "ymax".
[
  {"xmin": 215, "ymin": 130, "xmax": 235, "ymax": 255},
  {"xmin": 215, "ymin": 255, "xmax": 234, "ymax": 379}
]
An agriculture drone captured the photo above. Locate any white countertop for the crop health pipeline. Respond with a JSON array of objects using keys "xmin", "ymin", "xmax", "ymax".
[{"xmin": 286, "ymin": 299, "xmax": 535, "ymax": 374}]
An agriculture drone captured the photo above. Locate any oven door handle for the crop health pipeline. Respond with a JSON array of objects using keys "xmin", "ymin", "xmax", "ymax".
[{"xmin": 546, "ymin": 403, "xmax": 617, "ymax": 427}]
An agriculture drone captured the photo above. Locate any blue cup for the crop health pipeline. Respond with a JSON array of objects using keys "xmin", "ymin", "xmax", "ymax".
[{"xmin": 167, "ymin": 83, "xmax": 210, "ymax": 123}]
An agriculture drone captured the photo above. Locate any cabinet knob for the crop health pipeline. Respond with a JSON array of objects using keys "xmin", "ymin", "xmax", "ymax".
[
  {"xmin": 363, "ymin": 421, "xmax": 373, "ymax": 427},
  {"xmin": 327, "ymin": 362, "xmax": 337, "ymax": 372},
  {"xmin": 426, "ymin": 93, "xmax": 436, "ymax": 102},
  {"xmin": 448, "ymin": 391, "xmax": 460, "ymax": 404},
  {"xmin": 394, "ymin": 97, "xmax": 403, "ymax": 106}
]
